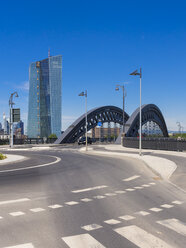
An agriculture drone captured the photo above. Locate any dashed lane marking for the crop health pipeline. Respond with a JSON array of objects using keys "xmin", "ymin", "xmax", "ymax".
[
  {"xmin": 134, "ymin": 186, "xmax": 143, "ymax": 189},
  {"xmin": 3, "ymin": 244, "xmax": 34, "ymax": 248},
  {"xmin": 30, "ymin": 208, "xmax": 45, "ymax": 213},
  {"xmin": 119, "ymin": 215, "xmax": 135, "ymax": 221},
  {"xmin": 142, "ymin": 184, "xmax": 150, "ymax": 187},
  {"xmin": 172, "ymin": 201, "xmax": 184, "ymax": 205},
  {"xmin": 135, "ymin": 211, "xmax": 150, "ymax": 216},
  {"xmin": 9, "ymin": 212, "xmax": 25, "ymax": 217},
  {"xmin": 81, "ymin": 224, "xmax": 103, "ymax": 231},
  {"xmin": 104, "ymin": 219, "xmax": 121, "ymax": 225},
  {"xmin": 93, "ymin": 195, "xmax": 106, "ymax": 199},
  {"xmin": 125, "ymin": 188, "xmax": 135, "ymax": 191},
  {"xmin": 62, "ymin": 233, "xmax": 106, "ymax": 248},
  {"xmin": 81, "ymin": 198, "xmax": 92, "ymax": 202},
  {"xmin": 157, "ymin": 218, "xmax": 186, "ymax": 236},
  {"xmin": 48, "ymin": 204, "xmax": 63, "ymax": 209},
  {"xmin": 149, "ymin": 182, "xmax": 156, "ymax": 185},
  {"xmin": 115, "ymin": 190, "xmax": 126, "ymax": 194},
  {"xmin": 0, "ymin": 198, "xmax": 30, "ymax": 206},
  {"xmin": 71, "ymin": 185, "xmax": 108, "ymax": 193},
  {"xmin": 104, "ymin": 193, "xmax": 117, "ymax": 196},
  {"xmin": 114, "ymin": 225, "xmax": 173, "ymax": 248},
  {"xmin": 123, "ymin": 175, "xmax": 141, "ymax": 182},
  {"xmin": 161, "ymin": 204, "xmax": 174, "ymax": 209},
  {"xmin": 65, "ymin": 201, "xmax": 79, "ymax": 206},
  {"xmin": 149, "ymin": 208, "xmax": 163, "ymax": 212}
]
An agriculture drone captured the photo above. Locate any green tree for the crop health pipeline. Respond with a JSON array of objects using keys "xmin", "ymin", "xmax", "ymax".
[{"xmin": 48, "ymin": 134, "xmax": 57, "ymax": 139}]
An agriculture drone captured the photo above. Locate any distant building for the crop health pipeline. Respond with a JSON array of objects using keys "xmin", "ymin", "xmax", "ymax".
[
  {"xmin": 91, "ymin": 127, "xmax": 121, "ymax": 139},
  {"xmin": 13, "ymin": 120, "xmax": 24, "ymax": 138},
  {"xmin": 0, "ymin": 122, "xmax": 2, "ymax": 131},
  {"xmin": 3, "ymin": 113, "xmax": 9, "ymax": 135},
  {"xmin": 27, "ymin": 55, "xmax": 62, "ymax": 138}
]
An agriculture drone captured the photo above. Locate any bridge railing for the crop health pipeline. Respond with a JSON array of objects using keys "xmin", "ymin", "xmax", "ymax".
[
  {"xmin": 0, "ymin": 138, "xmax": 57, "ymax": 145},
  {"xmin": 122, "ymin": 137, "xmax": 186, "ymax": 151}
]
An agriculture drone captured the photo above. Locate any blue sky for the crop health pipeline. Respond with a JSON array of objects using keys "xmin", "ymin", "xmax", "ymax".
[{"xmin": 0, "ymin": 0, "xmax": 186, "ymax": 132}]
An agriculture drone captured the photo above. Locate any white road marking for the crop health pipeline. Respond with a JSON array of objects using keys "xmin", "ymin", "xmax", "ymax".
[
  {"xmin": 123, "ymin": 175, "xmax": 141, "ymax": 181},
  {"xmin": 135, "ymin": 211, "xmax": 150, "ymax": 216},
  {"xmin": 81, "ymin": 198, "xmax": 92, "ymax": 202},
  {"xmin": 0, "ymin": 156, "xmax": 61, "ymax": 173},
  {"xmin": 134, "ymin": 186, "xmax": 143, "ymax": 189},
  {"xmin": 149, "ymin": 207, "xmax": 162, "ymax": 212},
  {"xmin": 104, "ymin": 219, "xmax": 121, "ymax": 225},
  {"xmin": 157, "ymin": 218, "xmax": 186, "ymax": 236},
  {"xmin": 72, "ymin": 185, "xmax": 108, "ymax": 193},
  {"xmin": 149, "ymin": 182, "xmax": 156, "ymax": 185},
  {"xmin": 93, "ymin": 195, "xmax": 105, "ymax": 199},
  {"xmin": 114, "ymin": 225, "xmax": 173, "ymax": 248},
  {"xmin": 119, "ymin": 215, "xmax": 135, "ymax": 221},
  {"xmin": 0, "ymin": 198, "xmax": 30, "ymax": 206},
  {"xmin": 3, "ymin": 244, "xmax": 34, "ymax": 248},
  {"xmin": 62, "ymin": 233, "xmax": 106, "ymax": 248},
  {"xmin": 65, "ymin": 201, "xmax": 79, "ymax": 205},
  {"xmin": 142, "ymin": 184, "xmax": 150, "ymax": 187},
  {"xmin": 0, "ymin": 216, "xmax": 3, "ymax": 219},
  {"xmin": 115, "ymin": 190, "xmax": 125, "ymax": 194},
  {"xmin": 48, "ymin": 204, "xmax": 63, "ymax": 209},
  {"xmin": 81, "ymin": 224, "xmax": 103, "ymax": 231},
  {"xmin": 125, "ymin": 188, "xmax": 135, "ymax": 191},
  {"xmin": 104, "ymin": 193, "xmax": 117, "ymax": 196},
  {"xmin": 30, "ymin": 208, "xmax": 45, "ymax": 212},
  {"xmin": 172, "ymin": 200, "xmax": 184, "ymax": 205},
  {"xmin": 9, "ymin": 212, "xmax": 25, "ymax": 217},
  {"xmin": 161, "ymin": 204, "xmax": 174, "ymax": 208}
]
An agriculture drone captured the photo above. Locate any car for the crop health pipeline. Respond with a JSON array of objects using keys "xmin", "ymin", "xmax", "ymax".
[{"xmin": 78, "ymin": 136, "xmax": 92, "ymax": 145}]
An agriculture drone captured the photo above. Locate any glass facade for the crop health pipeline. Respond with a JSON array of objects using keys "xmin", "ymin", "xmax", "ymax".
[{"xmin": 27, "ymin": 55, "xmax": 62, "ymax": 138}]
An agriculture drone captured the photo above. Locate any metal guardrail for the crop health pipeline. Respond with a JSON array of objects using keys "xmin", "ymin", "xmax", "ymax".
[{"xmin": 122, "ymin": 137, "xmax": 186, "ymax": 151}]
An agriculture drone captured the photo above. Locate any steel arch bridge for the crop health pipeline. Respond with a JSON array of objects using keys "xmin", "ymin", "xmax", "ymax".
[
  {"xmin": 56, "ymin": 106, "xmax": 129, "ymax": 144},
  {"xmin": 55, "ymin": 104, "xmax": 168, "ymax": 144},
  {"xmin": 125, "ymin": 104, "xmax": 168, "ymax": 137}
]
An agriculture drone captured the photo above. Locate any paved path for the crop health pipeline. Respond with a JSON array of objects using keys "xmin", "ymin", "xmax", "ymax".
[{"xmin": 0, "ymin": 146, "xmax": 185, "ymax": 247}]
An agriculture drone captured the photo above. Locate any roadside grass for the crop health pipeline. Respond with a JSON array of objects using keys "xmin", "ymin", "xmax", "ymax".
[{"xmin": 0, "ymin": 153, "xmax": 7, "ymax": 160}]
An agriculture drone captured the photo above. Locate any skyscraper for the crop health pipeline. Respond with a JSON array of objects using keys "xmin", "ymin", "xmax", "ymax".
[{"xmin": 27, "ymin": 55, "xmax": 62, "ymax": 138}]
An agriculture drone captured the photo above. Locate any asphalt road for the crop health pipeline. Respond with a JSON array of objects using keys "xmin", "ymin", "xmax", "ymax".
[{"xmin": 0, "ymin": 147, "xmax": 185, "ymax": 248}]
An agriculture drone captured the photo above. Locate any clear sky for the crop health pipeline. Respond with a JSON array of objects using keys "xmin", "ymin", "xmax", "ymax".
[{"xmin": 0, "ymin": 0, "xmax": 186, "ymax": 132}]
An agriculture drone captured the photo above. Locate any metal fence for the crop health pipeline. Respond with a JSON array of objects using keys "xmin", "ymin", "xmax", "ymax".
[
  {"xmin": 0, "ymin": 138, "xmax": 57, "ymax": 145},
  {"xmin": 122, "ymin": 137, "xmax": 186, "ymax": 151}
]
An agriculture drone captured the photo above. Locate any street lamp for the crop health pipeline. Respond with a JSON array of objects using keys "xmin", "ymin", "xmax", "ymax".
[
  {"xmin": 79, "ymin": 90, "xmax": 88, "ymax": 151},
  {"xmin": 130, "ymin": 68, "xmax": 142, "ymax": 156},
  {"xmin": 9, "ymin": 92, "xmax": 19, "ymax": 148},
  {"xmin": 115, "ymin": 84, "xmax": 127, "ymax": 135}
]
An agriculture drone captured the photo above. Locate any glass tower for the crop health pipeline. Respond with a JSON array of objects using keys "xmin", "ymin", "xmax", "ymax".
[{"xmin": 27, "ymin": 55, "xmax": 62, "ymax": 138}]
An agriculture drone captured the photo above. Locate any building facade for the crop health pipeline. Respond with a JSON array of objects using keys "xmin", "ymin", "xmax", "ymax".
[{"xmin": 27, "ymin": 55, "xmax": 62, "ymax": 138}]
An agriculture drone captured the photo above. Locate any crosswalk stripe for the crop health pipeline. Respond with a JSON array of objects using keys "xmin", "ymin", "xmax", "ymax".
[
  {"xmin": 62, "ymin": 233, "xmax": 106, "ymax": 248},
  {"xmin": 157, "ymin": 218, "xmax": 186, "ymax": 236},
  {"xmin": 3, "ymin": 243, "xmax": 34, "ymax": 248},
  {"xmin": 81, "ymin": 224, "xmax": 103, "ymax": 231},
  {"xmin": 114, "ymin": 225, "xmax": 173, "ymax": 248}
]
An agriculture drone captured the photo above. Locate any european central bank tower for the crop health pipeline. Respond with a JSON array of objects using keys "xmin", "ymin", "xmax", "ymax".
[{"xmin": 27, "ymin": 55, "xmax": 62, "ymax": 138}]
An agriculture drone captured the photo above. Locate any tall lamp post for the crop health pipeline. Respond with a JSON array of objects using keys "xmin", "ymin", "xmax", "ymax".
[
  {"xmin": 9, "ymin": 92, "xmax": 19, "ymax": 148},
  {"xmin": 115, "ymin": 84, "xmax": 127, "ymax": 135},
  {"xmin": 130, "ymin": 68, "xmax": 142, "ymax": 156},
  {"xmin": 79, "ymin": 90, "xmax": 88, "ymax": 151}
]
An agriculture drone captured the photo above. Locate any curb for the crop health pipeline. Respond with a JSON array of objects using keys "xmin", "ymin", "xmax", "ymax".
[{"xmin": 79, "ymin": 147, "xmax": 177, "ymax": 180}]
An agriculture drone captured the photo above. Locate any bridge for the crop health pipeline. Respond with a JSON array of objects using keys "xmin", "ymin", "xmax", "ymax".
[{"xmin": 55, "ymin": 104, "xmax": 168, "ymax": 144}]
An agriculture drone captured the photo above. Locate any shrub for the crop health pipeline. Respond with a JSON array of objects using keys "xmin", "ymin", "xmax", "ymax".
[{"xmin": 0, "ymin": 153, "xmax": 6, "ymax": 160}]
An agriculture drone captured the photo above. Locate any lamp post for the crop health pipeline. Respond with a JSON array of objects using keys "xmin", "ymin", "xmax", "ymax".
[
  {"xmin": 79, "ymin": 90, "xmax": 88, "ymax": 151},
  {"xmin": 130, "ymin": 68, "xmax": 142, "ymax": 156},
  {"xmin": 115, "ymin": 84, "xmax": 127, "ymax": 135},
  {"xmin": 9, "ymin": 92, "xmax": 19, "ymax": 148}
]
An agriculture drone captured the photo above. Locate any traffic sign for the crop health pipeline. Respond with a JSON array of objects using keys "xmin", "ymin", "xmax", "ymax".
[
  {"xmin": 97, "ymin": 122, "xmax": 102, "ymax": 127},
  {"xmin": 12, "ymin": 108, "xmax": 20, "ymax": 122}
]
